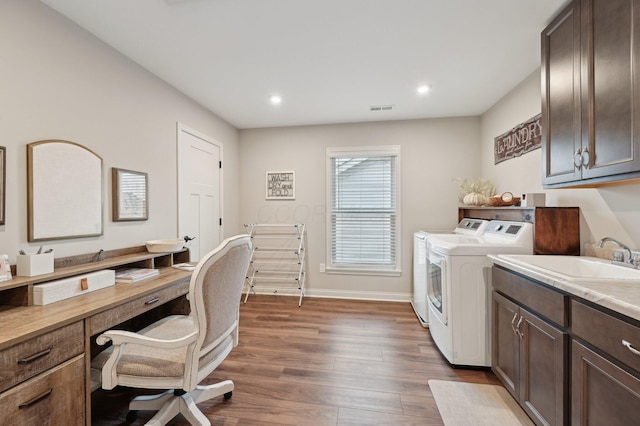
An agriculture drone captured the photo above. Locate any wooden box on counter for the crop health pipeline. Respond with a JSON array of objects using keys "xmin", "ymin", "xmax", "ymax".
[{"xmin": 458, "ymin": 206, "xmax": 580, "ymax": 256}]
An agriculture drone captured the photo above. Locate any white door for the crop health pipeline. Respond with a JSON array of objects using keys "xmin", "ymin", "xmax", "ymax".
[{"xmin": 177, "ymin": 123, "xmax": 222, "ymax": 261}]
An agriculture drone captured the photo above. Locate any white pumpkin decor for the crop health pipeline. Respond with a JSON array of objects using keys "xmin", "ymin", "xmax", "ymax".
[
  {"xmin": 454, "ymin": 178, "xmax": 496, "ymax": 206},
  {"xmin": 462, "ymin": 192, "xmax": 487, "ymax": 206}
]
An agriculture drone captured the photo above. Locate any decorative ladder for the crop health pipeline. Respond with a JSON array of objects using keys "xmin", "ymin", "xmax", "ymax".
[{"xmin": 243, "ymin": 223, "xmax": 306, "ymax": 306}]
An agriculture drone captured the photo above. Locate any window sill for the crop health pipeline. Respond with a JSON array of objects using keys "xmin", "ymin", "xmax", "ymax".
[{"xmin": 325, "ymin": 267, "xmax": 401, "ymax": 277}]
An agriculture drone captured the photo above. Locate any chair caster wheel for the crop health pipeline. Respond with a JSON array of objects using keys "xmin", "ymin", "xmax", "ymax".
[
  {"xmin": 125, "ymin": 410, "xmax": 139, "ymax": 423},
  {"xmin": 224, "ymin": 391, "xmax": 232, "ymax": 400}
]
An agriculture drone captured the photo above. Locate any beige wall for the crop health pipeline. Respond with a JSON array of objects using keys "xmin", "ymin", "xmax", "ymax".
[
  {"xmin": 480, "ymin": 70, "xmax": 640, "ymax": 250},
  {"xmin": 239, "ymin": 118, "xmax": 481, "ymax": 300},
  {"xmin": 0, "ymin": 0, "xmax": 240, "ymax": 263}
]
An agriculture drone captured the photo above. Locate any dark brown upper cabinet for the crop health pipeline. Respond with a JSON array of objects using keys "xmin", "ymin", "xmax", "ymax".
[{"xmin": 542, "ymin": 0, "xmax": 640, "ymax": 188}]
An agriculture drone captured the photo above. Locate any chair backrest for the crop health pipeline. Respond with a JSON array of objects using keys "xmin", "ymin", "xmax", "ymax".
[{"xmin": 186, "ymin": 234, "xmax": 251, "ymax": 380}]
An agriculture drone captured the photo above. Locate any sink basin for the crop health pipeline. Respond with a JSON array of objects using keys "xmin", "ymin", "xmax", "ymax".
[{"xmin": 497, "ymin": 255, "xmax": 640, "ymax": 282}]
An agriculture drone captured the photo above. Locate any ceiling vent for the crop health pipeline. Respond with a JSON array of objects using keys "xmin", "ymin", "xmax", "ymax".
[{"xmin": 369, "ymin": 105, "xmax": 394, "ymax": 112}]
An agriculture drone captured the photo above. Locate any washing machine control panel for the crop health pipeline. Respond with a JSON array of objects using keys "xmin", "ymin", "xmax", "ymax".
[
  {"xmin": 483, "ymin": 220, "xmax": 532, "ymax": 242},
  {"xmin": 454, "ymin": 218, "xmax": 489, "ymax": 235}
]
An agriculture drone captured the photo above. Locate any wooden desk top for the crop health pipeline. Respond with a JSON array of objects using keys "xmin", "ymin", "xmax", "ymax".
[{"xmin": 0, "ymin": 267, "xmax": 191, "ymax": 350}]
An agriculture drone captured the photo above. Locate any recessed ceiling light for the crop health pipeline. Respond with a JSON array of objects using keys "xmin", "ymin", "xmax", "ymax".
[
  {"xmin": 417, "ymin": 85, "xmax": 431, "ymax": 94},
  {"xmin": 270, "ymin": 95, "xmax": 282, "ymax": 105}
]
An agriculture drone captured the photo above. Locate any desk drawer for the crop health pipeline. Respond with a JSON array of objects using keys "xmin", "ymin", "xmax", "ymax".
[
  {"xmin": 0, "ymin": 355, "xmax": 84, "ymax": 425},
  {"xmin": 572, "ymin": 300, "xmax": 640, "ymax": 374},
  {"xmin": 87, "ymin": 280, "xmax": 189, "ymax": 335},
  {"xmin": 0, "ymin": 321, "xmax": 84, "ymax": 393}
]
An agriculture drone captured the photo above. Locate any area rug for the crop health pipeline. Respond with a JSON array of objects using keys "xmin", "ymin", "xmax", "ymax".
[{"xmin": 428, "ymin": 380, "xmax": 534, "ymax": 426}]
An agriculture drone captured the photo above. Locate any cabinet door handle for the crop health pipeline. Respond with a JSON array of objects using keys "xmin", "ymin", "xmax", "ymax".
[
  {"xmin": 17, "ymin": 346, "xmax": 52, "ymax": 364},
  {"xmin": 145, "ymin": 297, "xmax": 160, "ymax": 305},
  {"xmin": 574, "ymin": 149, "xmax": 583, "ymax": 169},
  {"xmin": 581, "ymin": 147, "xmax": 590, "ymax": 168},
  {"xmin": 622, "ymin": 339, "xmax": 640, "ymax": 356},
  {"xmin": 19, "ymin": 388, "xmax": 53, "ymax": 409},
  {"xmin": 516, "ymin": 316, "xmax": 524, "ymax": 339},
  {"xmin": 511, "ymin": 312, "xmax": 519, "ymax": 336}
]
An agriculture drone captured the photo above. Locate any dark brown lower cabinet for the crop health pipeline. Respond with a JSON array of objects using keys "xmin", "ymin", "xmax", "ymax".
[
  {"xmin": 493, "ymin": 291, "xmax": 567, "ymax": 425},
  {"xmin": 571, "ymin": 339, "xmax": 640, "ymax": 425},
  {"xmin": 493, "ymin": 265, "xmax": 640, "ymax": 424},
  {"xmin": 493, "ymin": 292, "xmax": 520, "ymax": 397}
]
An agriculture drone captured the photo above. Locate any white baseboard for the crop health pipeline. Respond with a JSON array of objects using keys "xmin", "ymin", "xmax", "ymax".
[{"xmin": 243, "ymin": 285, "xmax": 410, "ymax": 303}]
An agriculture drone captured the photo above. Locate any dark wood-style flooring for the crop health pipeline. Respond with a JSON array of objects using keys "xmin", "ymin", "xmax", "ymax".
[{"xmin": 92, "ymin": 295, "xmax": 501, "ymax": 425}]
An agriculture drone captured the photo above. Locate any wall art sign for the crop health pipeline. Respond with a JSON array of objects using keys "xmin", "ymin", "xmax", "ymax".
[
  {"xmin": 266, "ymin": 171, "xmax": 295, "ymax": 200},
  {"xmin": 494, "ymin": 113, "xmax": 542, "ymax": 164}
]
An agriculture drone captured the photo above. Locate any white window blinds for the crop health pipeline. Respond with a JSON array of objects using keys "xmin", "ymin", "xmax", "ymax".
[{"xmin": 327, "ymin": 146, "xmax": 400, "ymax": 273}]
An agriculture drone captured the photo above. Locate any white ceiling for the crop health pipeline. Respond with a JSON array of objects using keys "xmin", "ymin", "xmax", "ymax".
[{"xmin": 41, "ymin": 0, "xmax": 570, "ymax": 129}]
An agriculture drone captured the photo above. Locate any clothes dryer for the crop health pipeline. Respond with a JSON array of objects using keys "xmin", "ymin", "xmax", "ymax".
[{"xmin": 411, "ymin": 218, "xmax": 489, "ymax": 327}]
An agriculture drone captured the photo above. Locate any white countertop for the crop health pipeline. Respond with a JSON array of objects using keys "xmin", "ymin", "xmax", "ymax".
[{"xmin": 488, "ymin": 254, "xmax": 640, "ymax": 322}]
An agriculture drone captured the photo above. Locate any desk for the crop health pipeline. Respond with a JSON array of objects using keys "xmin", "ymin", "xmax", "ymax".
[{"xmin": 0, "ymin": 247, "xmax": 191, "ymax": 425}]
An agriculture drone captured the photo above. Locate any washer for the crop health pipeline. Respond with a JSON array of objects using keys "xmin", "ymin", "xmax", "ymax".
[
  {"xmin": 411, "ymin": 218, "xmax": 489, "ymax": 327},
  {"xmin": 425, "ymin": 220, "xmax": 533, "ymax": 367}
]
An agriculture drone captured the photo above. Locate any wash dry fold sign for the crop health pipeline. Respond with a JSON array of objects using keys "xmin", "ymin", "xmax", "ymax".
[{"xmin": 494, "ymin": 113, "xmax": 542, "ymax": 164}]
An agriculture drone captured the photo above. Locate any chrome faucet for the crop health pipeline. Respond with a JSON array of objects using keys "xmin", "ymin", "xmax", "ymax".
[{"xmin": 596, "ymin": 237, "xmax": 634, "ymax": 265}]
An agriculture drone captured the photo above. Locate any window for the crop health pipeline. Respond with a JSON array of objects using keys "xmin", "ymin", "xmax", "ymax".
[{"xmin": 326, "ymin": 145, "xmax": 401, "ymax": 275}]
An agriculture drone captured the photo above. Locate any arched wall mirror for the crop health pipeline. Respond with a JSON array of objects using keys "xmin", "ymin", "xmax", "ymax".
[{"xmin": 27, "ymin": 140, "xmax": 103, "ymax": 241}]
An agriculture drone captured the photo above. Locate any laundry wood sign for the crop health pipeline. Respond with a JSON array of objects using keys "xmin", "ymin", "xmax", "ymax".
[{"xmin": 494, "ymin": 113, "xmax": 542, "ymax": 164}]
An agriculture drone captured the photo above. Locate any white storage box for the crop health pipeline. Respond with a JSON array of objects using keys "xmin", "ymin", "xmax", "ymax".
[
  {"xmin": 33, "ymin": 269, "xmax": 115, "ymax": 305},
  {"xmin": 17, "ymin": 252, "xmax": 54, "ymax": 277}
]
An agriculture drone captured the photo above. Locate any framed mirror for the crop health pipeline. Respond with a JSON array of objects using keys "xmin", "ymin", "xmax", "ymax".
[
  {"xmin": 0, "ymin": 146, "xmax": 5, "ymax": 226},
  {"xmin": 27, "ymin": 140, "xmax": 103, "ymax": 241},
  {"xmin": 112, "ymin": 168, "xmax": 148, "ymax": 221}
]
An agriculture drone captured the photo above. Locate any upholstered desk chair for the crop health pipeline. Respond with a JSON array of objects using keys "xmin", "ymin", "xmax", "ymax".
[{"xmin": 92, "ymin": 234, "xmax": 252, "ymax": 426}]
